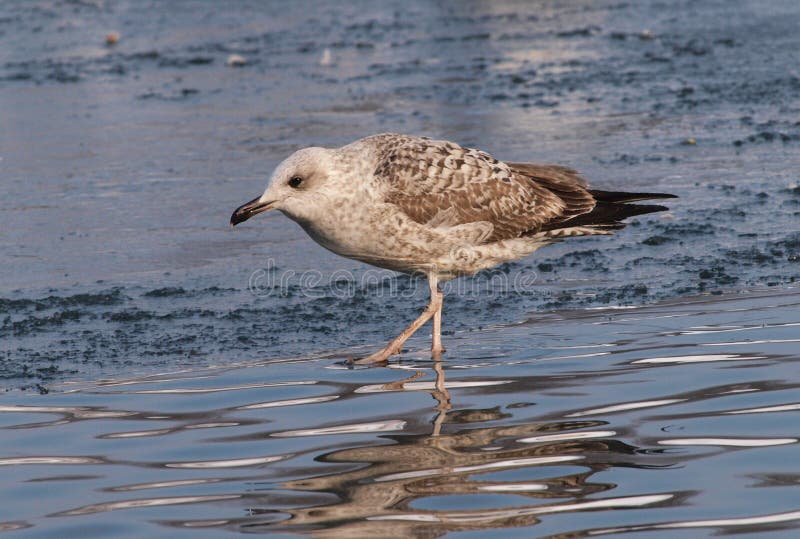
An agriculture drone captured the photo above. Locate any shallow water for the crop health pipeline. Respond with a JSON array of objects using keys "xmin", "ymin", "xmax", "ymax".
[
  {"xmin": 2, "ymin": 0, "xmax": 800, "ymax": 537},
  {"xmin": 3, "ymin": 289, "xmax": 800, "ymax": 537}
]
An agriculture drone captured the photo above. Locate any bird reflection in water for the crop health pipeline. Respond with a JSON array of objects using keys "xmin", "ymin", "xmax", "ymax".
[
  {"xmin": 431, "ymin": 360, "xmax": 450, "ymax": 437},
  {"xmin": 218, "ymin": 362, "xmax": 676, "ymax": 537}
]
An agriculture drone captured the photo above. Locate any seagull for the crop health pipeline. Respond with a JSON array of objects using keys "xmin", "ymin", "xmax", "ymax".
[{"xmin": 230, "ymin": 133, "xmax": 675, "ymax": 363}]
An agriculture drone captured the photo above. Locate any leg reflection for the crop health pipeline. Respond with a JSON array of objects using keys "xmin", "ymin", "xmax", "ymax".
[{"xmin": 431, "ymin": 359, "xmax": 451, "ymax": 437}]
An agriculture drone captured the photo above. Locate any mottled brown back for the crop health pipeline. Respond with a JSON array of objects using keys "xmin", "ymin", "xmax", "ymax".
[{"xmin": 371, "ymin": 134, "xmax": 597, "ymax": 243}]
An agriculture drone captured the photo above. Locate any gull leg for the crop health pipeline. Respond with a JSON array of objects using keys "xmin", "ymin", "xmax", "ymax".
[
  {"xmin": 356, "ymin": 275, "xmax": 442, "ymax": 364},
  {"xmin": 431, "ymin": 283, "xmax": 445, "ymax": 358}
]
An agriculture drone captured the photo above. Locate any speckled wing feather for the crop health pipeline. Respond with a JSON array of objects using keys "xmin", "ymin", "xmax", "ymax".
[{"xmin": 371, "ymin": 134, "xmax": 596, "ymax": 243}]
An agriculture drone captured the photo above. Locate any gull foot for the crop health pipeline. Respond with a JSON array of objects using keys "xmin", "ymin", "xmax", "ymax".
[{"xmin": 355, "ymin": 346, "xmax": 400, "ymax": 364}]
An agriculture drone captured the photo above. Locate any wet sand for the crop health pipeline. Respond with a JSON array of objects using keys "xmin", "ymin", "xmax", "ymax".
[{"xmin": 2, "ymin": 0, "xmax": 799, "ymax": 385}]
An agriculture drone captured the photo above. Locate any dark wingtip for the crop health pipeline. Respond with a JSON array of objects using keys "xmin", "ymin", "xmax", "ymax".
[
  {"xmin": 627, "ymin": 203, "xmax": 670, "ymax": 216},
  {"xmin": 590, "ymin": 190, "xmax": 678, "ymax": 203},
  {"xmin": 542, "ymin": 201, "xmax": 671, "ymax": 233}
]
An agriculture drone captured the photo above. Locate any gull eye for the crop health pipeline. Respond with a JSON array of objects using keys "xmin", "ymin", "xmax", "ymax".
[{"xmin": 288, "ymin": 176, "xmax": 303, "ymax": 188}]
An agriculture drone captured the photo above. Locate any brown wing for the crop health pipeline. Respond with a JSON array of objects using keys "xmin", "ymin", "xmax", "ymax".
[{"xmin": 373, "ymin": 135, "xmax": 596, "ymax": 243}]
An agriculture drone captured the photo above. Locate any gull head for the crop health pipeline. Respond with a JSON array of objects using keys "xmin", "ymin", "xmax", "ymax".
[{"xmin": 230, "ymin": 147, "xmax": 335, "ymax": 226}]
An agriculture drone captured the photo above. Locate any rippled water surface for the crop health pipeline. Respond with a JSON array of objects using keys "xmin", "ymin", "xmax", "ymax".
[
  {"xmin": 2, "ymin": 0, "xmax": 800, "ymax": 537},
  {"xmin": 3, "ymin": 289, "xmax": 800, "ymax": 537}
]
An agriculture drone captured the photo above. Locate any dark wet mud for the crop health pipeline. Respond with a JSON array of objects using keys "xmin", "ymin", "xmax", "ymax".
[
  {"xmin": 2, "ymin": 0, "xmax": 799, "ymax": 388},
  {"xmin": 1, "ymin": 0, "xmax": 800, "ymax": 537}
]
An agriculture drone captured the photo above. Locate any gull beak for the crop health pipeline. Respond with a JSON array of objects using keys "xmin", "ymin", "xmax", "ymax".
[{"xmin": 230, "ymin": 197, "xmax": 276, "ymax": 226}]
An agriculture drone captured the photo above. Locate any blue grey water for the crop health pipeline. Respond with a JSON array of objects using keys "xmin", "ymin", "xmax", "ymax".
[{"xmin": 1, "ymin": 0, "xmax": 799, "ymax": 537}]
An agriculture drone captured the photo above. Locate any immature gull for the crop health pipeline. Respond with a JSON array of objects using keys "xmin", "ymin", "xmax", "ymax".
[{"xmin": 230, "ymin": 133, "xmax": 675, "ymax": 363}]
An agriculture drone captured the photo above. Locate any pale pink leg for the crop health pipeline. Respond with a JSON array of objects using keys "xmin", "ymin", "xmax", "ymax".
[
  {"xmin": 356, "ymin": 275, "xmax": 443, "ymax": 364},
  {"xmin": 431, "ymin": 286, "xmax": 445, "ymax": 358}
]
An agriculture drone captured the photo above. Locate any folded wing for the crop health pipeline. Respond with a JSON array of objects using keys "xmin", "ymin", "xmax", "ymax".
[
  {"xmin": 373, "ymin": 135, "xmax": 603, "ymax": 243},
  {"xmin": 371, "ymin": 134, "xmax": 676, "ymax": 244}
]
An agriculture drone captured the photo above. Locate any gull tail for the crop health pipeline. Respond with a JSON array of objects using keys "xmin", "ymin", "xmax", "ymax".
[{"xmin": 541, "ymin": 190, "xmax": 676, "ymax": 233}]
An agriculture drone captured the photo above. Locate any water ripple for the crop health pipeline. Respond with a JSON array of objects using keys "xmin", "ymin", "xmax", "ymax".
[
  {"xmin": 272, "ymin": 420, "xmax": 407, "ymax": 437},
  {"xmin": 0, "ymin": 521, "xmax": 32, "ymax": 532},
  {"xmin": 355, "ymin": 380, "xmax": 511, "ymax": 393},
  {"xmin": 658, "ymin": 437, "xmax": 797, "ymax": 447},
  {"xmin": 106, "ymin": 478, "xmax": 225, "ymax": 492},
  {"xmin": 164, "ymin": 454, "xmax": 291, "ymax": 469},
  {"xmin": 237, "ymin": 395, "xmax": 339, "ymax": 409},
  {"xmin": 374, "ymin": 456, "xmax": 584, "ymax": 483},
  {"xmin": 368, "ymin": 493, "xmax": 675, "ymax": 522},
  {"xmin": 519, "ymin": 430, "xmax": 617, "ymax": 443},
  {"xmin": 631, "ymin": 353, "xmax": 765, "ymax": 364},
  {"xmin": 553, "ymin": 508, "xmax": 800, "ymax": 537},
  {"xmin": 566, "ymin": 399, "xmax": 687, "ymax": 417},
  {"xmin": 119, "ymin": 380, "xmax": 317, "ymax": 395},
  {"xmin": 724, "ymin": 403, "xmax": 800, "ymax": 414},
  {"xmin": 1, "ymin": 289, "xmax": 799, "ymax": 536},
  {"xmin": 51, "ymin": 494, "xmax": 243, "ymax": 517},
  {"xmin": 0, "ymin": 456, "xmax": 105, "ymax": 466}
]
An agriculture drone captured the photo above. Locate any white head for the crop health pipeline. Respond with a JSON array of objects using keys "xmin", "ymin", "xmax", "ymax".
[{"xmin": 230, "ymin": 147, "xmax": 336, "ymax": 226}]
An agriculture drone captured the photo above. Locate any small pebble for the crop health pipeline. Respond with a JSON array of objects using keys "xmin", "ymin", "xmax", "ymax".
[
  {"xmin": 319, "ymin": 48, "xmax": 333, "ymax": 66},
  {"xmin": 226, "ymin": 54, "xmax": 247, "ymax": 67},
  {"xmin": 105, "ymin": 32, "xmax": 120, "ymax": 46}
]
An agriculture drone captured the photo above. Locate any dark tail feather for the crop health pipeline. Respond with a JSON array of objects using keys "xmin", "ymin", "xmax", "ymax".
[
  {"xmin": 555, "ymin": 202, "xmax": 670, "ymax": 230},
  {"xmin": 539, "ymin": 200, "xmax": 672, "ymax": 233},
  {"xmin": 589, "ymin": 189, "xmax": 678, "ymax": 203},
  {"xmin": 535, "ymin": 188, "xmax": 676, "ymax": 234}
]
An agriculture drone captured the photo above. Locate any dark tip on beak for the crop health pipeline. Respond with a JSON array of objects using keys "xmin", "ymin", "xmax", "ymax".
[{"xmin": 230, "ymin": 197, "xmax": 275, "ymax": 226}]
